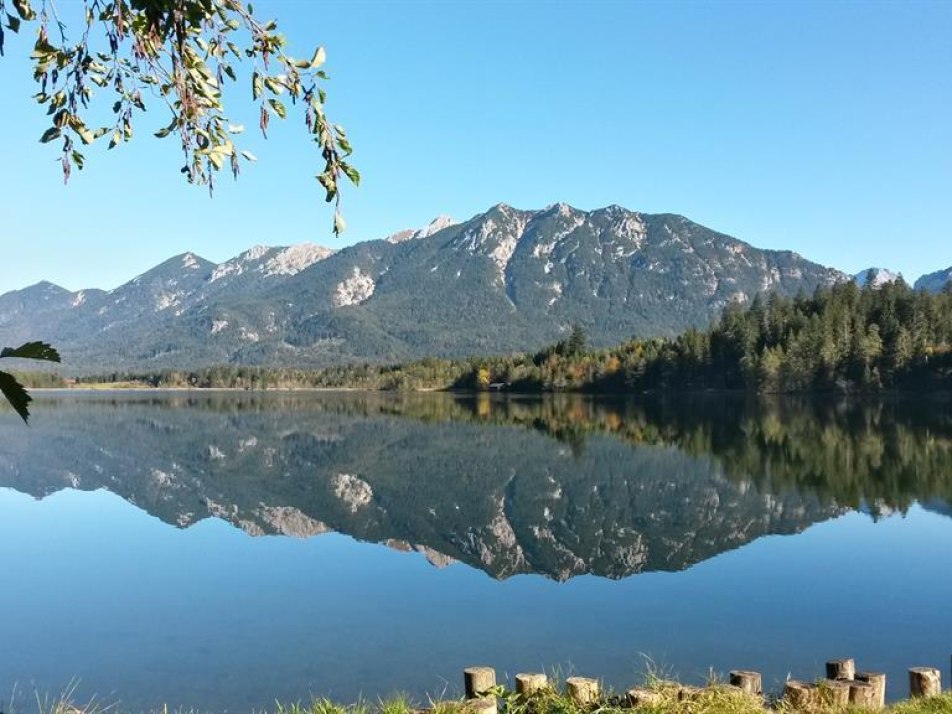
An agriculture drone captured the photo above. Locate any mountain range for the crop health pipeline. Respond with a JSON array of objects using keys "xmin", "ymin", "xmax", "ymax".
[{"xmin": 2, "ymin": 203, "xmax": 949, "ymax": 373}]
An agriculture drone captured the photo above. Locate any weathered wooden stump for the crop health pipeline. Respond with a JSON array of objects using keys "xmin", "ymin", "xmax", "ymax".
[
  {"xmin": 729, "ymin": 670, "xmax": 763, "ymax": 696},
  {"xmin": 843, "ymin": 680, "xmax": 878, "ymax": 709},
  {"xmin": 856, "ymin": 672, "xmax": 886, "ymax": 709},
  {"xmin": 566, "ymin": 677, "xmax": 600, "ymax": 706},
  {"xmin": 784, "ymin": 680, "xmax": 818, "ymax": 709},
  {"xmin": 826, "ymin": 659, "xmax": 856, "ymax": 681},
  {"xmin": 909, "ymin": 668, "xmax": 942, "ymax": 698},
  {"xmin": 515, "ymin": 673, "xmax": 548, "ymax": 696},
  {"xmin": 677, "ymin": 686, "xmax": 703, "ymax": 701},
  {"xmin": 464, "ymin": 667, "xmax": 497, "ymax": 700},
  {"xmin": 819, "ymin": 679, "xmax": 851, "ymax": 707},
  {"xmin": 626, "ymin": 688, "xmax": 663, "ymax": 707},
  {"xmin": 465, "ymin": 699, "xmax": 497, "ymax": 714}
]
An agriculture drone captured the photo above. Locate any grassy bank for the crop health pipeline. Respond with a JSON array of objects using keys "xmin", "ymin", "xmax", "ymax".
[
  {"xmin": 20, "ymin": 680, "xmax": 952, "ymax": 714},
  {"xmin": 275, "ymin": 684, "xmax": 951, "ymax": 714}
]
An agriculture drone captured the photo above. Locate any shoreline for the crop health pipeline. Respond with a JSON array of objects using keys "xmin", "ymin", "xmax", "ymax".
[{"xmin": 13, "ymin": 669, "xmax": 950, "ymax": 714}]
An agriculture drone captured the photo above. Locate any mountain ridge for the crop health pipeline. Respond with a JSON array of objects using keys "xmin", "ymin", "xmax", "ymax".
[{"xmin": 5, "ymin": 202, "xmax": 945, "ymax": 373}]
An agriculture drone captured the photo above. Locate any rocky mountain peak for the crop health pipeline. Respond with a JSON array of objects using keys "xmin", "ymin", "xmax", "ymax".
[
  {"xmin": 263, "ymin": 243, "xmax": 335, "ymax": 276},
  {"xmin": 386, "ymin": 215, "xmax": 458, "ymax": 244},
  {"xmin": 854, "ymin": 267, "xmax": 901, "ymax": 288}
]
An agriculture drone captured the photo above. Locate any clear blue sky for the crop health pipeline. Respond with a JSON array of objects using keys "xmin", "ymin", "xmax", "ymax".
[{"xmin": 1, "ymin": 0, "xmax": 949, "ymax": 294}]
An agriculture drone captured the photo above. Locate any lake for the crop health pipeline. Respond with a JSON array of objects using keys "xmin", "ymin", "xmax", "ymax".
[{"xmin": 1, "ymin": 392, "xmax": 950, "ymax": 712}]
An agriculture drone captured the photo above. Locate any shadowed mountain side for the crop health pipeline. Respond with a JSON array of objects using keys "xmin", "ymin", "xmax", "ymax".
[{"xmin": 0, "ymin": 393, "xmax": 858, "ymax": 581}]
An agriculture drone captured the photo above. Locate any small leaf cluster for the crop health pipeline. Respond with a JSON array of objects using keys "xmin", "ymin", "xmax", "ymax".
[
  {"xmin": 0, "ymin": 0, "xmax": 357, "ymax": 234},
  {"xmin": 0, "ymin": 341, "xmax": 61, "ymax": 422}
]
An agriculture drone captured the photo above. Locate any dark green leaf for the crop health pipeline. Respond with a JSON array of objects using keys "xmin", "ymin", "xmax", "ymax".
[
  {"xmin": 0, "ymin": 370, "xmax": 32, "ymax": 423},
  {"xmin": 0, "ymin": 341, "xmax": 61, "ymax": 362},
  {"xmin": 341, "ymin": 162, "xmax": 360, "ymax": 186},
  {"xmin": 39, "ymin": 126, "xmax": 61, "ymax": 143}
]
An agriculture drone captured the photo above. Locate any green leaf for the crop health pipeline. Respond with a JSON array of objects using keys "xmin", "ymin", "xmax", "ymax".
[
  {"xmin": 0, "ymin": 370, "xmax": 31, "ymax": 423},
  {"xmin": 252, "ymin": 71, "xmax": 263, "ymax": 100},
  {"xmin": 268, "ymin": 98, "xmax": 286, "ymax": 119},
  {"xmin": 240, "ymin": 150, "xmax": 257, "ymax": 161},
  {"xmin": 154, "ymin": 118, "xmax": 177, "ymax": 138},
  {"xmin": 0, "ymin": 341, "xmax": 61, "ymax": 362},
  {"xmin": 341, "ymin": 163, "xmax": 360, "ymax": 186},
  {"xmin": 333, "ymin": 210, "xmax": 346, "ymax": 235},
  {"xmin": 108, "ymin": 130, "xmax": 121, "ymax": 149},
  {"xmin": 7, "ymin": 13, "xmax": 21, "ymax": 32},
  {"xmin": 39, "ymin": 126, "xmax": 60, "ymax": 143},
  {"xmin": 264, "ymin": 77, "xmax": 285, "ymax": 95}
]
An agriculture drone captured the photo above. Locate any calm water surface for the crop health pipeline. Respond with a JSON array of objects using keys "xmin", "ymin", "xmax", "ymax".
[{"xmin": 1, "ymin": 392, "xmax": 950, "ymax": 711}]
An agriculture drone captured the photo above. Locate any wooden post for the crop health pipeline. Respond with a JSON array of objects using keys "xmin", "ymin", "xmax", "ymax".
[
  {"xmin": 819, "ymin": 679, "xmax": 850, "ymax": 707},
  {"xmin": 784, "ymin": 680, "xmax": 818, "ymax": 709},
  {"xmin": 856, "ymin": 672, "xmax": 886, "ymax": 708},
  {"xmin": 826, "ymin": 659, "xmax": 856, "ymax": 681},
  {"xmin": 464, "ymin": 667, "xmax": 497, "ymax": 700},
  {"xmin": 909, "ymin": 668, "xmax": 942, "ymax": 698},
  {"xmin": 465, "ymin": 699, "xmax": 496, "ymax": 714},
  {"xmin": 729, "ymin": 671, "xmax": 763, "ymax": 696},
  {"xmin": 677, "ymin": 686, "xmax": 703, "ymax": 701},
  {"xmin": 844, "ymin": 680, "xmax": 878, "ymax": 709},
  {"xmin": 626, "ymin": 688, "xmax": 663, "ymax": 707},
  {"xmin": 566, "ymin": 677, "xmax": 600, "ymax": 706},
  {"xmin": 515, "ymin": 673, "xmax": 548, "ymax": 696}
]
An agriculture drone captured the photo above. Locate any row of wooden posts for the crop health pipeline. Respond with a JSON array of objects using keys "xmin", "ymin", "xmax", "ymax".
[{"xmin": 460, "ymin": 658, "xmax": 946, "ymax": 710}]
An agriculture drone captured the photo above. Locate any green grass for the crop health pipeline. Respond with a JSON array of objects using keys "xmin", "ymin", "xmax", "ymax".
[{"xmin": 6, "ymin": 682, "xmax": 952, "ymax": 714}]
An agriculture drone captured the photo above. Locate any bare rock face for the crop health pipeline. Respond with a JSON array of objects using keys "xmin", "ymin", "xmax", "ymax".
[
  {"xmin": 387, "ymin": 215, "xmax": 457, "ymax": 243},
  {"xmin": 330, "ymin": 473, "xmax": 374, "ymax": 512},
  {"xmin": 854, "ymin": 267, "xmax": 901, "ymax": 288},
  {"xmin": 257, "ymin": 506, "xmax": 330, "ymax": 538},
  {"xmin": 333, "ymin": 268, "xmax": 375, "ymax": 307}
]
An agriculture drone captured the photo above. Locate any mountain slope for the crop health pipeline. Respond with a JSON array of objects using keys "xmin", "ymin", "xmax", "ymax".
[
  {"xmin": 915, "ymin": 266, "xmax": 952, "ymax": 293},
  {"xmin": 3, "ymin": 203, "xmax": 848, "ymax": 372}
]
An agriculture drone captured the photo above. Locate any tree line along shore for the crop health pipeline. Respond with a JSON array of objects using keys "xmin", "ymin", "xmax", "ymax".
[{"xmin": 13, "ymin": 280, "xmax": 952, "ymax": 395}]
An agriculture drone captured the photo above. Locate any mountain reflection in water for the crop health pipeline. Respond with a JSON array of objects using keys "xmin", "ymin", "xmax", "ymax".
[{"xmin": 2, "ymin": 392, "xmax": 949, "ymax": 581}]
